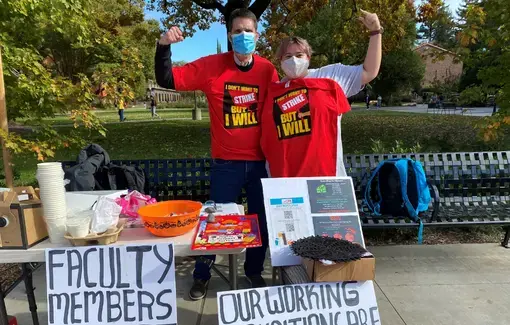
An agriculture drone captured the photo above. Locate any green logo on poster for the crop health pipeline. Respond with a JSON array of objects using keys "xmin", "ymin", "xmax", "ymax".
[{"xmin": 316, "ymin": 184, "xmax": 327, "ymax": 194}]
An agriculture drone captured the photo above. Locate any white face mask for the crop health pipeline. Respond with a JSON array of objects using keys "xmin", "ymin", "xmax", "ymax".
[{"xmin": 281, "ymin": 57, "xmax": 310, "ymax": 79}]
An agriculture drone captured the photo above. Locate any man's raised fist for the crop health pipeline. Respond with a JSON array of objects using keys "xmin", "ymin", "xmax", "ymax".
[{"xmin": 159, "ymin": 26, "xmax": 184, "ymax": 45}]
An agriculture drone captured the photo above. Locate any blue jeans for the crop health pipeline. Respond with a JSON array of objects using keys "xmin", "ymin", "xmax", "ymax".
[
  {"xmin": 193, "ymin": 159, "xmax": 269, "ymax": 280},
  {"xmin": 119, "ymin": 109, "xmax": 125, "ymax": 121}
]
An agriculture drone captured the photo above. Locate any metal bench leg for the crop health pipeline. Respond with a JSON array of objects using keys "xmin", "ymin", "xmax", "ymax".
[
  {"xmin": 228, "ymin": 254, "xmax": 238, "ymax": 290},
  {"xmin": 502, "ymin": 227, "xmax": 510, "ymax": 248},
  {"xmin": 0, "ymin": 287, "xmax": 9, "ymax": 325},
  {"xmin": 272, "ymin": 267, "xmax": 278, "ymax": 285},
  {"xmin": 22, "ymin": 263, "xmax": 39, "ymax": 325}
]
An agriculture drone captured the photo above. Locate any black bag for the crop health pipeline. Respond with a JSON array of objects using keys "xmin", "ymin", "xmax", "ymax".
[
  {"xmin": 65, "ymin": 144, "xmax": 148, "ymax": 194},
  {"xmin": 104, "ymin": 164, "xmax": 149, "ymax": 194},
  {"xmin": 64, "ymin": 144, "xmax": 110, "ymax": 191}
]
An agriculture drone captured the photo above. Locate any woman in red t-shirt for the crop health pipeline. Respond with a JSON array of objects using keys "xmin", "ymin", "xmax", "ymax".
[{"xmin": 261, "ymin": 9, "xmax": 383, "ymax": 178}]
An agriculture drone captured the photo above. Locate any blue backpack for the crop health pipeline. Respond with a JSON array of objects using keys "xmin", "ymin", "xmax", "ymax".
[{"xmin": 363, "ymin": 158, "xmax": 431, "ymax": 244}]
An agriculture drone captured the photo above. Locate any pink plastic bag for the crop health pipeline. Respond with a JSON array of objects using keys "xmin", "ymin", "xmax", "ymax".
[{"xmin": 115, "ymin": 191, "xmax": 157, "ymax": 219}]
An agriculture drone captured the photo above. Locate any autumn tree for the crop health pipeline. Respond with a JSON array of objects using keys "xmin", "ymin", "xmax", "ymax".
[
  {"xmin": 417, "ymin": 0, "xmax": 456, "ymax": 49},
  {"xmin": 146, "ymin": 0, "xmax": 272, "ymax": 50},
  {"xmin": 0, "ymin": 0, "xmax": 156, "ymax": 161},
  {"xmin": 456, "ymin": 0, "xmax": 487, "ymax": 90},
  {"xmin": 371, "ymin": 49, "xmax": 425, "ymax": 104},
  {"xmin": 259, "ymin": 0, "xmax": 422, "ymax": 100},
  {"xmin": 261, "ymin": 0, "xmax": 416, "ymax": 62},
  {"xmin": 457, "ymin": 0, "xmax": 510, "ymax": 139}
]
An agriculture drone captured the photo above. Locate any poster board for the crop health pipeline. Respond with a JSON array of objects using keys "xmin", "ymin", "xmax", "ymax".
[
  {"xmin": 191, "ymin": 214, "xmax": 262, "ymax": 251},
  {"xmin": 262, "ymin": 177, "xmax": 364, "ymax": 267},
  {"xmin": 217, "ymin": 281, "xmax": 380, "ymax": 325},
  {"xmin": 45, "ymin": 243, "xmax": 177, "ymax": 325}
]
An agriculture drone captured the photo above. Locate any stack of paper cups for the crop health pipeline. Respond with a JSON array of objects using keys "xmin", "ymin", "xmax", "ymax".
[{"xmin": 36, "ymin": 162, "xmax": 68, "ymax": 244}]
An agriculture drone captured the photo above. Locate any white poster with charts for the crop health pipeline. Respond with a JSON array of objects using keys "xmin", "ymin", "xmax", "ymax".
[{"xmin": 262, "ymin": 177, "xmax": 364, "ymax": 267}]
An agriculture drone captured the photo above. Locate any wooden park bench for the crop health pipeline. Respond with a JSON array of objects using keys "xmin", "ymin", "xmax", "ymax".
[{"xmin": 64, "ymin": 150, "xmax": 510, "ymax": 285}]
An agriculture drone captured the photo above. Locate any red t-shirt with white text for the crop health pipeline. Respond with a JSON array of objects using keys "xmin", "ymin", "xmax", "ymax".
[
  {"xmin": 261, "ymin": 78, "xmax": 351, "ymax": 177},
  {"xmin": 172, "ymin": 52, "xmax": 278, "ymax": 161}
]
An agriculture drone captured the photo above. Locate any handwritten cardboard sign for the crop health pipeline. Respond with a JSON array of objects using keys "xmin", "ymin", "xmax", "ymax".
[
  {"xmin": 218, "ymin": 281, "xmax": 380, "ymax": 325},
  {"xmin": 45, "ymin": 243, "xmax": 177, "ymax": 325}
]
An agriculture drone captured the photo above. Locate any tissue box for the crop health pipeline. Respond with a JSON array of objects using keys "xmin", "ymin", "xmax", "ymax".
[
  {"xmin": 0, "ymin": 187, "xmax": 48, "ymax": 249},
  {"xmin": 302, "ymin": 255, "xmax": 375, "ymax": 282}
]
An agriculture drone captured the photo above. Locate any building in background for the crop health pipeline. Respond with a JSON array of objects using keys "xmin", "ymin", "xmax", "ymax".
[
  {"xmin": 146, "ymin": 80, "xmax": 181, "ymax": 102},
  {"xmin": 414, "ymin": 43, "xmax": 463, "ymax": 89}
]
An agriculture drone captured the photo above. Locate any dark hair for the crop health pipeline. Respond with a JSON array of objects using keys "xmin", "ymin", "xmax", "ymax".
[{"xmin": 228, "ymin": 8, "xmax": 257, "ymax": 32}]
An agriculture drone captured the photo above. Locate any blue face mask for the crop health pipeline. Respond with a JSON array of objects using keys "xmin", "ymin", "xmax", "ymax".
[{"xmin": 231, "ymin": 32, "xmax": 256, "ymax": 55}]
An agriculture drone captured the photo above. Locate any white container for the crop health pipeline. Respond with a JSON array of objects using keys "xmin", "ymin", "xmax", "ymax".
[
  {"xmin": 45, "ymin": 217, "xmax": 68, "ymax": 244},
  {"xmin": 37, "ymin": 176, "xmax": 64, "ymax": 181},
  {"xmin": 37, "ymin": 174, "xmax": 65, "ymax": 181},
  {"xmin": 36, "ymin": 162, "xmax": 63, "ymax": 171},
  {"xmin": 36, "ymin": 172, "xmax": 64, "ymax": 179},
  {"xmin": 39, "ymin": 189, "xmax": 66, "ymax": 198},
  {"xmin": 39, "ymin": 190, "xmax": 66, "ymax": 197},
  {"xmin": 37, "ymin": 161, "xmax": 68, "ymax": 235},
  {"xmin": 66, "ymin": 212, "xmax": 93, "ymax": 238},
  {"xmin": 66, "ymin": 220, "xmax": 91, "ymax": 238},
  {"xmin": 37, "ymin": 176, "xmax": 63, "ymax": 180},
  {"xmin": 42, "ymin": 206, "xmax": 67, "ymax": 217},
  {"xmin": 37, "ymin": 171, "xmax": 64, "ymax": 175}
]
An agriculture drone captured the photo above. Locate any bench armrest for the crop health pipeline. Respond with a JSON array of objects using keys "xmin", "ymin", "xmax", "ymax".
[{"xmin": 427, "ymin": 181, "xmax": 440, "ymax": 222}]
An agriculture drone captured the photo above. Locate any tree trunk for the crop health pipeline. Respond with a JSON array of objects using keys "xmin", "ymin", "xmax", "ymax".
[
  {"xmin": 0, "ymin": 48, "xmax": 14, "ymax": 188},
  {"xmin": 226, "ymin": 24, "xmax": 232, "ymax": 51}
]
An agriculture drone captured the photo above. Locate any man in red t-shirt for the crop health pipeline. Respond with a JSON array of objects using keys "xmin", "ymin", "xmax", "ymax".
[{"xmin": 155, "ymin": 9, "xmax": 278, "ymax": 300}]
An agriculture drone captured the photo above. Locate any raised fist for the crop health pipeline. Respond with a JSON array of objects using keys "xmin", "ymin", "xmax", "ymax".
[
  {"xmin": 159, "ymin": 26, "xmax": 184, "ymax": 45},
  {"xmin": 358, "ymin": 9, "xmax": 381, "ymax": 32}
]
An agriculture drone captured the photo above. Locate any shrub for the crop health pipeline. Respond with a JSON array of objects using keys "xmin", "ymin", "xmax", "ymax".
[
  {"xmin": 370, "ymin": 139, "xmax": 422, "ymax": 154},
  {"xmin": 341, "ymin": 112, "xmax": 508, "ymax": 154},
  {"xmin": 459, "ymin": 86, "xmax": 486, "ymax": 107}
]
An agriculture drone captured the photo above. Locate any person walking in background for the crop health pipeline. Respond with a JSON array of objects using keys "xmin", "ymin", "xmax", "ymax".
[
  {"xmin": 116, "ymin": 87, "xmax": 126, "ymax": 122},
  {"xmin": 155, "ymin": 8, "xmax": 278, "ymax": 300},
  {"xmin": 116, "ymin": 98, "xmax": 126, "ymax": 122},
  {"xmin": 377, "ymin": 95, "xmax": 382, "ymax": 108},
  {"xmin": 150, "ymin": 92, "xmax": 161, "ymax": 119},
  {"xmin": 365, "ymin": 93, "xmax": 370, "ymax": 109},
  {"xmin": 118, "ymin": 98, "xmax": 126, "ymax": 122}
]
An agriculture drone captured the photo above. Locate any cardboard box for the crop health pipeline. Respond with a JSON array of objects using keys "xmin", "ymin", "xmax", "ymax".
[
  {"xmin": 303, "ymin": 255, "xmax": 375, "ymax": 282},
  {"xmin": 0, "ymin": 187, "xmax": 48, "ymax": 249}
]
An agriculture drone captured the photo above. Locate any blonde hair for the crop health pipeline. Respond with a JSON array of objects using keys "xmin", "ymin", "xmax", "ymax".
[{"xmin": 276, "ymin": 37, "xmax": 313, "ymax": 60}]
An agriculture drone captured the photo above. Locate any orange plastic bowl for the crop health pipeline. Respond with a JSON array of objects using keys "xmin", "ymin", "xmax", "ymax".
[{"xmin": 138, "ymin": 200, "xmax": 202, "ymax": 237}]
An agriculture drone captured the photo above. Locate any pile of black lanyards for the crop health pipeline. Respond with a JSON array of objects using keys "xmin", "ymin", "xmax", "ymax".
[{"xmin": 290, "ymin": 236, "xmax": 368, "ymax": 263}]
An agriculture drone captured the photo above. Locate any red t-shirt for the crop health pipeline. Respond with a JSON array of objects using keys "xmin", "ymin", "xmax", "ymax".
[
  {"xmin": 261, "ymin": 78, "xmax": 350, "ymax": 177},
  {"xmin": 172, "ymin": 52, "xmax": 278, "ymax": 161}
]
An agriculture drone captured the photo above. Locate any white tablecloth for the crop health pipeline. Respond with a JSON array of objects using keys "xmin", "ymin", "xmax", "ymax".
[{"xmin": 0, "ymin": 204, "xmax": 245, "ymax": 264}]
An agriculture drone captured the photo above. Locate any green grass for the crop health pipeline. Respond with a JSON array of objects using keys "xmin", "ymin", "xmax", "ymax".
[
  {"xmin": 41, "ymin": 108, "xmax": 210, "ymax": 125},
  {"xmin": 3, "ymin": 110, "xmax": 507, "ymax": 187}
]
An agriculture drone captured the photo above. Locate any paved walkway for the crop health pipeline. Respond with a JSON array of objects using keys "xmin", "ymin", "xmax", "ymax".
[
  {"xmin": 377, "ymin": 104, "xmax": 496, "ymax": 117},
  {"xmin": 4, "ymin": 243, "xmax": 510, "ymax": 324}
]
